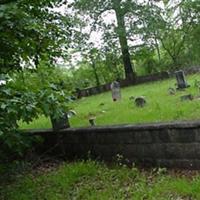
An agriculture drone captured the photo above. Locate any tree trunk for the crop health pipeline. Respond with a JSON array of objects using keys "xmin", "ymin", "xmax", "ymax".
[
  {"xmin": 91, "ymin": 60, "xmax": 100, "ymax": 87},
  {"xmin": 113, "ymin": 0, "xmax": 136, "ymax": 81},
  {"xmin": 153, "ymin": 34, "xmax": 161, "ymax": 62}
]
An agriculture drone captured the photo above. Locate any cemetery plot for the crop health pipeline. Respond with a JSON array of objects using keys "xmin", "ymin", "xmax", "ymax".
[
  {"xmin": 110, "ymin": 80, "xmax": 121, "ymax": 101},
  {"xmin": 20, "ymin": 74, "xmax": 200, "ymax": 129}
]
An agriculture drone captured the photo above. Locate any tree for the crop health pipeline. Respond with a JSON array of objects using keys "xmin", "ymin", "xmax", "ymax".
[
  {"xmin": 137, "ymin": 0, "xmax": 200, "ymax": 69},
  {"xmin": 0, "ymin": 65, "xmax": 71, "ymax": 161},
  {"xmin": 0, "ymin": 0, "xmax": 73, "ymax": 160},
  {"xmin": 72, "ymin": 0, "xmax": 139, "ymax": 81},
  {"xmin": 180, "ymin": 0, "xmax": 200, "ymax": 65},
  {"xmin": 0, "ymin": 0, "xmax": 71, "ymax": 73},
  {"xmin": 78, "ymin": 45, "xmax": 102, "ymax": 87},
  {"xmin": 137, "ymin": 0, "xmax": 163, "ymax": 62}
]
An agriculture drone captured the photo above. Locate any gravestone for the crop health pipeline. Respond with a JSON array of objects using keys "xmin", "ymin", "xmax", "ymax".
[
  {"xmin": 180, "ymin": 94, "xmax": 193, "ymax": 101},
  {"xmin": 168, "ymin": 87, "xmax": 176, "ymax": 95},
  {"xmin": 89, "ymin": 118, "xmax": 96, "ymax": 126},
  {"xmin": 50, "ymin": 113, "xmax": 70, "ymax": 131},
  {"xmin": 67, "ymin": 110, "xmax": 77, "ymax": 118},
  {"xmin": 135, "ymin": 96, "xmax": 146, "ymax": 107},
  {"xmin": 110, "ymin": 81, "xmax": 121, "ymax": 101},
  {"xmin": 175, "ymin": 70, "xmax": 189, "ymax": 89}
]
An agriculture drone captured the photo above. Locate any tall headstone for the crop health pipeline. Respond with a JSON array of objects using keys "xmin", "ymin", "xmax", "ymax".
[
  {"xmin": 175, "ymin": 70, "xmax": 189, "ymax": 89},
  {"xmin": 110, "ymin": 81, "xmax": 121, "ymax": 101},
  {"xmin": 50, "ymin": 113, "xmax": 70, "ymax": 131}
]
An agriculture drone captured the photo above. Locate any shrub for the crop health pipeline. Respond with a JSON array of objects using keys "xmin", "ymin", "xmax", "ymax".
[{"xmin": 0, "ymin": 66, "xmax": 71, "ymax": 162}]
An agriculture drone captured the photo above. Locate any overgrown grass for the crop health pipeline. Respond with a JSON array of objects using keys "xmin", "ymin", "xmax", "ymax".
[
  {"xmin": 1, "ymin": 161, "xmax": 200, "ymax": 200},
  {"xmin": 20, "ymin": 74, "xmax": 200, "ymax": 129}
]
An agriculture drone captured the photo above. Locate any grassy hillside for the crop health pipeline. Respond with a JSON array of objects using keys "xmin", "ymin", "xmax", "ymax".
[{"xmin": 20, "ymin": 73, "xmax": 200, "ymax": 129}]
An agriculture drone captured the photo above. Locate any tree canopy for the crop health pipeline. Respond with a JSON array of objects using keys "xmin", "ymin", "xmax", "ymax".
[{"xmin": 0, "ymin": 0, "xmax": 71, "ymax": 73}]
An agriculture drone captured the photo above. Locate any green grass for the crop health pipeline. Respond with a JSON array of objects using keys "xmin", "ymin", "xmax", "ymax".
[
  {"xmin": 20, "ymin": 74, "xmax": 200, "ymax": 129},
  {"xmin": 1, "ymin": 161, "xmax": 200, "ymax": 200}
]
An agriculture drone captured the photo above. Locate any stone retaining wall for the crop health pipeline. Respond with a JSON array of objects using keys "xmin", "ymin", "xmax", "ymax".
[{"xmin": 29, "ymin": 121, "xmax": 200, "ymax": 169}]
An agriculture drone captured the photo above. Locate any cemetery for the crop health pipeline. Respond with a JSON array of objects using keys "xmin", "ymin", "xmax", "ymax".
[
  {"xmin": 18, "ymin": 72, "xmax": 200, "ymax": 170},
  {"xmin": 2, "ymin": 72, "xmax": 198, "ymax": 199},
  {"xmin": 1, "ymin": 0, "xmax": 200, "ymax": 199},
  {"xmin": 21, "ymin": 73, "xmax": 200, "ymax": 129}
]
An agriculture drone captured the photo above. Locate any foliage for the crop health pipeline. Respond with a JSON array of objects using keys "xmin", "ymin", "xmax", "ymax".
[
  {"xmin": 0, "ymin": 0, "xmax": 74, "ymax": 161},
  {"xmin": 0, "ymin": 66, "xmax": 71, "ymax": 161},
  {"xmin": 71, "ymin": 46, "xmax": 124, "ymax": 88},
  {"xmin": 67, "ymin": 0, "xmax": 200, "ymax": 80},
  {"xmin": 72, "ymin": 0, "xmax": 137, "ymax": 80},
  {"xmin": 134, "ymin": 46, "xmax": 159, "ymax": 74},
  {"xmin": 0, "ymin": 0, "xmax": 71, "ymax": 73},
  {"xmin": 138, "ymin": 0, "xmax": 200, "ymax": 70}
]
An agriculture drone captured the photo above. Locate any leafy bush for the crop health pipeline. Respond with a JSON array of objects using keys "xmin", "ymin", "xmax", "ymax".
[{"xmin": 0, "ymin": 66, "xmax": 71, "ymax": 161}]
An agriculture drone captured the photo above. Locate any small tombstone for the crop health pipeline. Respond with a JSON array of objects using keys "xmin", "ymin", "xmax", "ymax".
[
  {"xmin": 50, "ymin": 113, "xmax": 70, "ymax": 131},
  {"xmin": 135, "ymin": 96, "xmax": 146, "ymax": 107},
  {"xmin": 180, "ymin": 94, "xmax": 193, "ymax": 101},
  {"xmin": 110, "ymin": 81, "xmax": 121, "ymax": 101},
  {"xmin": 175, "ymin": 70, "xmax": 190, "ymax": 89},
  {"xmin": 67, "ymin": 110, "xmax": 77, "ymax": 118},
  {"xmin": 89, "ymin": 117, "xmax": 96, "ymax": 126},
  {"xmin": 168, "ymin": 87, "xmax": 176, "ymax": 95}
]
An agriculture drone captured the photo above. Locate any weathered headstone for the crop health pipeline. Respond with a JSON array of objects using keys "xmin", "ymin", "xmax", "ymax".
[
  {"xmin": 168, "ymin": 87, "xmax": 176, "ymax": 95},
  {"xmin": 67, "ymin": 110, "xmax": 77, "ymax": 118},
  {"xmin": 175, "ymin": 70, "xmax": 189, "ymax": 89},
  {"xmin": 180, "ymin": 94, "xmax": 193, "ymax": 101},
  {"xmin": 50, "ymin": 113, "xmax": 70, "ymax": 131},
  {"xmin": 135, "ymin": 96, "xmax": 146, "ymax": 107},
  {"xmin": 110, "ymin": 81, "xmax": 121, "ymax": 101},
  {"xmin": 89, "ymin": 117, "xmax": 96, "ymax": 126}
]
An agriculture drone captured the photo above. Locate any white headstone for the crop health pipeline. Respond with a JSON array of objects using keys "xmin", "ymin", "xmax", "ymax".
[{"xmin": 110, "ymin": 81, "xmax": 121, "ymax": 101}]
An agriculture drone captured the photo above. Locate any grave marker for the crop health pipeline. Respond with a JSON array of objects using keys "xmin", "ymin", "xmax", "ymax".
[
  {"xmin": 135, "ymin": 96, "xmax": 146, "ymax": 107},
  {"xmin": 175, "ymin": 70, "xmax": 189, "ymax": 89},
  {"xmin": 89, "ymin": 118, "xmax": 96, "ymax": 126},
  {"xmin": 110, "ymin": 81, "xmax": 121, "ymax": 101},
  {"xmin": 50, "ymin": 113, "xmax": 70, "ymax": 130}
]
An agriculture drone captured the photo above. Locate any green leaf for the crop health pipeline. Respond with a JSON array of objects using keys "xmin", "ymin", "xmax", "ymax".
[
  {"xmin": 1, "ymin": 103, "xmax": 7, "ymax": 110},
  {"xmin": 0, "ymin": 131, "xmax": 3, "ymax": 136}
]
